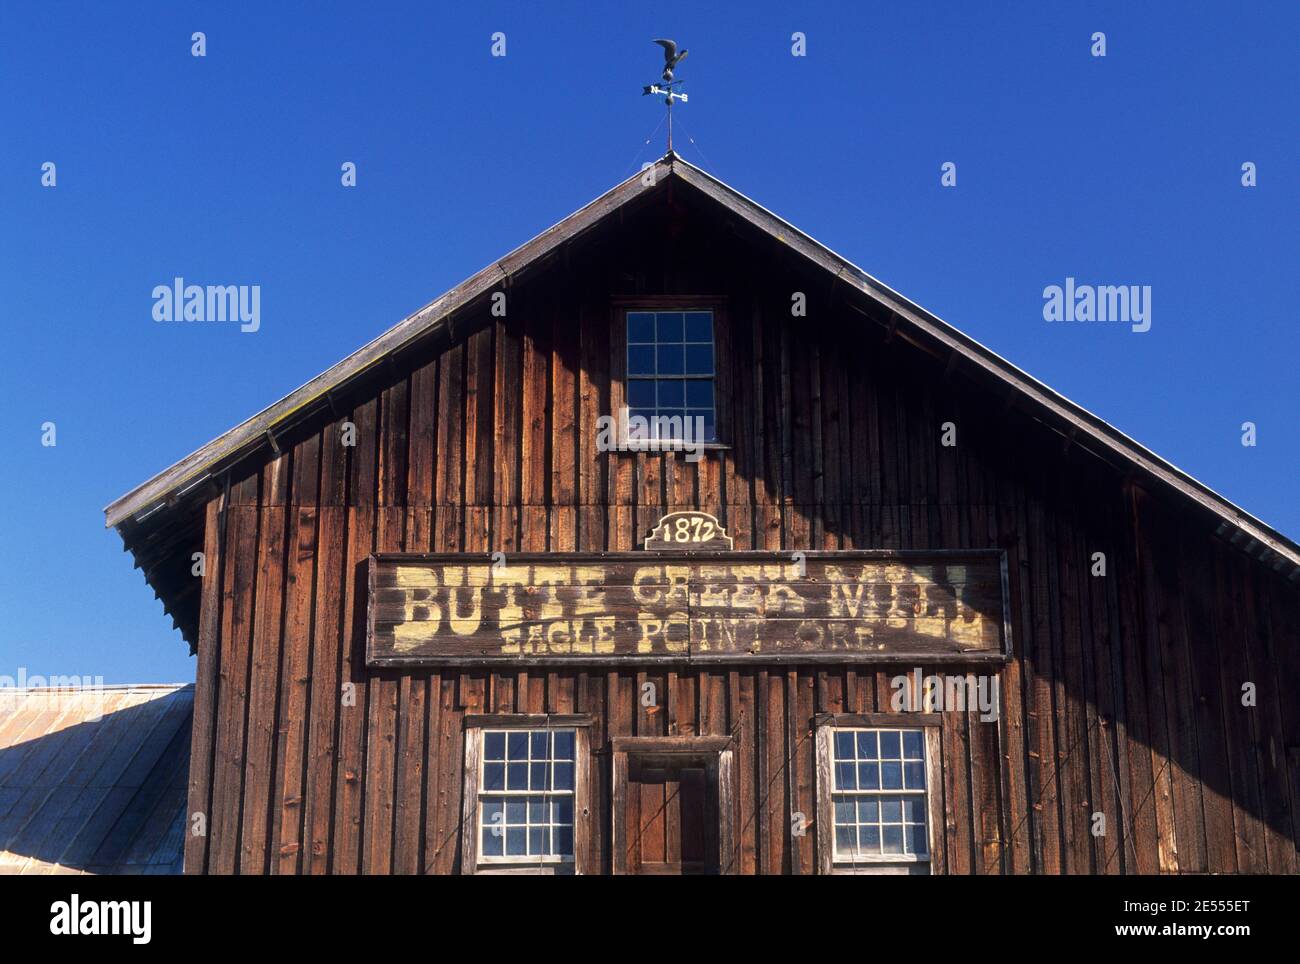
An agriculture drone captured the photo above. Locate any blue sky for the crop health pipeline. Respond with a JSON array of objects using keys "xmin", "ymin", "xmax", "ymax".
[{"xmin": 1, "ymin": 1, "xmax": 1296, "ymax": 683}]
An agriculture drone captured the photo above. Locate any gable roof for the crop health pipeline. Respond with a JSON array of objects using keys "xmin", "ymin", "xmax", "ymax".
[
  {"xmin": 0, "ymin": 685, "xmax": 191, "ymax": 874},
  {"xmin": 104, "ymin": 152, "xmax": 1300, "ymax": 586}
]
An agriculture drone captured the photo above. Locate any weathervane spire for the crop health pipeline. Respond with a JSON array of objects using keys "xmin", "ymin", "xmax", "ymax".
[{"xmin": 643, "ymin": 38, "xmax": 689, "ymax": 154}]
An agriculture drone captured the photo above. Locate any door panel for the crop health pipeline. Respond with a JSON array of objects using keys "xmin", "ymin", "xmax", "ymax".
[{"xmin": 625, "ymin": 757, "xmax": 717, "ymax": 874}]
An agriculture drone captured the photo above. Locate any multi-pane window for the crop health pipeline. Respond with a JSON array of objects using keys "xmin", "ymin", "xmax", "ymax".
[
  {"xmin": 830, "ymin": 728, "xmax": 929, "ymax": 861},
  {"xmin": 626, "ymin": 310, "xmax": 716, "ymax": 442},
  {"xmin": 478, "ymin": 728, "xmax": 576, "ymax": 861}
]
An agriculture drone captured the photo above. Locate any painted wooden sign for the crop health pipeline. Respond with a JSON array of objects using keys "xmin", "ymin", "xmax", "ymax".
[
  {"xmin": 367, "ymin": 550, "xmax": 1010, "ymax": 667},
  {"xmin": 644, "ymin": 511, "xmax": 733, "ymax": 550}
]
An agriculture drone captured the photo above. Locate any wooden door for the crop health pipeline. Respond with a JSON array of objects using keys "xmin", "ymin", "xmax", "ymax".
[{"xmin": 624, "ymin": 756, "xmax": 719, "ymax": 875}]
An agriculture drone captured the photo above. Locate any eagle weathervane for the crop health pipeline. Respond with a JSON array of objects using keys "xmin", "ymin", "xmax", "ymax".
[{"xmin": 643, "ymin": 38, "xmax": 689, "ymax": 153}]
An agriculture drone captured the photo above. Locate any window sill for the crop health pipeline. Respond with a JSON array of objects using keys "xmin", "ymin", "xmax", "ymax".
[
  {"xmin": 473, "ymin": 861, "xmax": 577, "ymax": 876},
  {"xmin": 834, "ymin": 853, "xmax": 928, "ymax": 864},
  {"xmin": 831, "ymin": 861, "xmax": 931, "ymax": 876}
]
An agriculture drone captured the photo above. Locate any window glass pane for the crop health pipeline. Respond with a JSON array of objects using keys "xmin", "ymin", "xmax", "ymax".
[
  {"xmin": 552, "ymin": 797, "xmax": 574, "ymax": 824},
  {"xmin": 554, "ymin": 826, "xmax": 573, "ymax": 856},
  {"xmin": 904, "ymin": 762, "xmax": 925, "ymax": 789},
  {"xmin": 685, "ymin": 380, "xmax": 713, "ymax": 408},
  {"xmin": 834, "ymin": 732, "xmax": 855, "ymax": 760},
  {"xmin": 506, "ymin": 763, "xmax": 528, "ymax": 790},
  {"xmin": 880, "ymin": 761, "xmax": 903, "ymax": 790},
  {"xmin": 684, "ymin": 311, "xmax": 712, "ymax": 342},
  {"xmin": 553, "ymin": 731, "xmax": 575, "ymax": 760},
  {"xmin": 684, "ymin": 345, "xmax": 713, "ymax": 375},
  {"xmin": 834, "ymin": 799, "xmax": 854, "ymax": 824},
  {"xmin": 553, "ymin": 761, "xmax": 574, "ymax": 790},
  {"xmin": 627, "ymin": 379, "xmax": 655, "ymax": 407},
  {"xmin": 691, "ymin": 410, "xmax": 715, "ymax": 442},
  {"xmin": 902, "ymin": 797, "xmax": 924, "ymax": 822},
  {"xmin": 656, "ymin": 344, "xmax": 684, "ymax": 375},
  {"xmin": 860, "ymin": 825, "xmax": 880, "ymax": 851},
  {"xmin": 529, "ymin": 763, "xmax": 549, "ymax": 790},
  {"xmin": 858, "ymin": 798, "xmax": 878, "ymax": 823},
  {"xmin": 507, "ymin": 732, "xmax": 529, "ymax": 760},
  {"xmin": 528, "ymin": 797, "xmax": 547, "ymax": 823},
  {"xmin": 506, "ymin": 827, "xmax": 526, "ymax": 855},
  {"xmin": 657, "ymin": 379, "xmax": 685, "ymax": 408},
  {"xmin": 484, "ymin": 732, "xmax": 506, "ymax": 760},
  {"xmin": 856, "ymin": 731, "xmax": 878, "ymax": 760},
  {"xmin": 482, "ymin": 825, "xmax": 504, "ymax": 856},
  {"xmin": 859, "ymin": 762, "xmax": 880, "ymax": 790},
  {"xmin": 530, "ymin": 731, "xmax": 549, "ymax": 759},
  {"xmin": 882, "ymin": 826, "xmax": 905, "ymax": 855},
  {"xmin": 911, "ymin": 825, "xmax": 929, "ymax": 855},
  {"xmin": 482, "ymin": 799, "xmax": 503, "ymax": 830},
  {"xmin": 656, "ymin": 312, "xmax": 684, "ymax": 342},
  {"xmin": 835, "ymin": 762, "xmax": 857, "ymax": 790},
  {"xmin": 902, "ymin": 730, "xmax": 924, "ymax": 759},
  {"xmin": 879, "ymin": 731, "xmax": 901, "ymax": 759},
  {"xmin": 483, "ymin": 762, "xmax": 505, "ymax": 791},
  {"xmin": 834, "ymin": 826, "xmax": 856, "ymax": 852},
  {"xmin": 628, "ymin": 312, "xmax": 655, "ymax": 342},
  {"xmin": 653, "ymin": 411, "xmax": 685, "ymax": 438},
  {"xmin": 505, "ymin": 799, "xmax": 526, "ymax": 824},
  {"xmin": 628, "ymin": 346, "xmax": 656, "ymax": 376},
  {"xmin": 528, "ymin": 827, "xmax": 548, "ymax": 856},
  {"xmin": 881, "ymin": 797, "xmax": 903, "ymax": 823}
]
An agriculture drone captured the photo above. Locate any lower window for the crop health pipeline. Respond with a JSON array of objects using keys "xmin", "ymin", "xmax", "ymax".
[
  {"xmin": 815, "ymin": 715, "xmax": 941, "ymax": 874},
  {"xmin": 461, "ymin": 715, "xmax": 592, "ymax": 874},
  {"xmin": 478, "ymin": 728, "xmax": 576, "ymax": 861},
  {"xmin": 831, "ymin": 728, "xmax": 929, "ymax": 859}
]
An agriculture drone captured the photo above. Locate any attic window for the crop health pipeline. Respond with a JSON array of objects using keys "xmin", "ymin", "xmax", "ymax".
[{"xmin": 625, "ymin": 310, "xmax": 717, "ymax": 442}]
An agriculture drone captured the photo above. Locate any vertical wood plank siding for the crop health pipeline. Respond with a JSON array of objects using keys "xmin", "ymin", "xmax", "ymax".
[{"xmin": 183, "ymin": 194, "xmax": 1300, "ymax": 874}]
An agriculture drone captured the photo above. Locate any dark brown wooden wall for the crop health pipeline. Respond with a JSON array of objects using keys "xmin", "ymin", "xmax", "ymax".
[{"xmin": 182, "ymin": 184, "xmax": 1300, "ymax": 874}]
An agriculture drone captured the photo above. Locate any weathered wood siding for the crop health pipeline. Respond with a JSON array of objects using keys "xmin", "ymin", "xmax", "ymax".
[{"xmin": 182, "ymin": 186, "xmax": 1300, "ymax": 874}]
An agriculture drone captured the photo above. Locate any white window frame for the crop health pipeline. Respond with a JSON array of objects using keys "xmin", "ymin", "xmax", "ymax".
[
  {"xmin": 461, "ymin": 715, "xmax": 591, "ymax": 875},
  {"xmin": 814, "ymin": 714, "xmax": 943, "ymax": 875}
]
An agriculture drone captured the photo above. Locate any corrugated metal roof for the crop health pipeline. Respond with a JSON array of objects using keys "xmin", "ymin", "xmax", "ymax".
[{"xmin": 0, "ymin": 684, "xmax": 191, "ymax": 875}]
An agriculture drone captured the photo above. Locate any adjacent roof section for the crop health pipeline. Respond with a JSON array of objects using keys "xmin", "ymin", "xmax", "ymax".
[
  {"xmin": 0, "ymin": 685, "xmax": 191, "ymax": 875},
  {"xmin": 103, "ymin": 152, "xmax": 1300, "ymax": 581}
]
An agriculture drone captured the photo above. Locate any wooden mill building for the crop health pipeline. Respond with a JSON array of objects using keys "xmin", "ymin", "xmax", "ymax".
[{"xmin": 105, "ymin": 153, "xmax": 1300, "ymax": 875}]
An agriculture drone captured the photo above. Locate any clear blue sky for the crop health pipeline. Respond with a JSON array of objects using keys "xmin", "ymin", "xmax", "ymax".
[{"xmin": 1, "ymin": 2, "xmax": 1296, "ymax": 683}]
